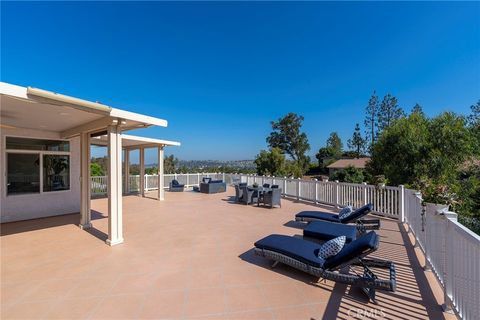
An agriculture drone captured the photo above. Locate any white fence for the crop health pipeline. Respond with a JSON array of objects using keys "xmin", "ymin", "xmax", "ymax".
[
  {"xmin": 91, "ymin": 173, "xmax": 226, "ymax": 196},
  {"xmin": 404, "ymin": 190, "xmax": 480, "ymax": 320},
  {"xmin": 236, "ymin": 174, "xmax": 402, "ymax": 218},
  {"xmin": 90, "ymin": 172, "xmax": 479, "ymax": 319}
]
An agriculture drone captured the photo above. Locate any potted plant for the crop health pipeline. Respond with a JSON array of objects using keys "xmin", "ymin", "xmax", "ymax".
[
  {"xmin": 418, "ymin": 178, "xmax": 458, "ymax": 214},
  {"xmin": 372, "ymin": 175, "xmax": 387, "ymax": 189}
]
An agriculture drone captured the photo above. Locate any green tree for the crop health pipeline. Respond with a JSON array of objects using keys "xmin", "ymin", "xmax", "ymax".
[
  {"xmin": 378, "ymin": 94, "xmax": 405, "ymax": 133},
  {"xmin": 254, "ymin": 147, "xmax": 286, "ymax": 176},
  {"xmin": 315, "ymin": 147, "xmax": 335, "ymax": 165},
  {"xmin": 164, "ymin": 155, "xmax": 178, "ymax": 174},
  {"xmin": 364, "ymin": 91, "xmax": 379, "ymax": 150},
  {"xmin": 266, "ymin": 113, "xmax": 310, "ymax": 175},
  {"xmin": 411, "ymin": 103, "xmax": 424, "ymax": 116},
  {"xmin": 367, "ymin": 111, "xmax": 475, "ymax": 187},
  {"xmin": 468, "ymin": 100, "xmax": 480, "ymax": 142},
  {"xmin": 145, "ymin": 167, "xmax": 158, "ymax": 175},
  {"xmin": 366, "ymin": 111, "xmax": 430, "ymax": 186},
  {"xmin": 428, "ymin": 112, "xmax": 475, "ymax": 180},
  {"xmin": 347, "ymin": 123, "xmax": 366, "ymax": 158},
  {"xmin": 90, "ymin": 162, "xmax": 104, "ymax": 176},
  {"xmin": 331, "ymin": 166, "xmax": 365, "ymax": 183},
  {"xmin": 326, "ymin": 132, "xmax": 343, "ymax": 157}
]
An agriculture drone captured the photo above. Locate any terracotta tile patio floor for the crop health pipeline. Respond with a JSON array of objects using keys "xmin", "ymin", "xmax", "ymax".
[{"xmin": 1, "ymin": 188, "xmax": 458, "ymax": 319}]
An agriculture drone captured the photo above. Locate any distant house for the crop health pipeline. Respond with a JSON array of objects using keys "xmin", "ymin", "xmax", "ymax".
[{"xmin": 327, "ymin": 157, "xmax": 371, "ymax": 177}]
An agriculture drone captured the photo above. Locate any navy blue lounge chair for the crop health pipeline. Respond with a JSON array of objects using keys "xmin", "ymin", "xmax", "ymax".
[
  {"xmin": 295, "ymin": 203, "xmax": 380, "ymax": 232},
  {"xmin": 169, "ymin": 179, "xmax": 185, "ymax": 192},
  {"xmin": 303, "ymin": 220, "xmax": 358, "ymax": 243},
  {"xmin": 254, "ymin": 231, "xmax": 396, "ymax": 303}
]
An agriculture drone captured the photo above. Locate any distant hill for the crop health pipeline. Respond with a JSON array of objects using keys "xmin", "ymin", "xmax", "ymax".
[
  {"xmin": 179, "ymin": 160, "xmax": 255, "ymax": 170},
  {"xmin": 145, "ymin": 159, "xmax": 255, "ymax": 170}
]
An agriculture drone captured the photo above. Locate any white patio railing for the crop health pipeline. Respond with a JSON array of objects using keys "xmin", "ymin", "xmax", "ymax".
[
  {"xmin": 404, "ymin": 189, "xmax": 480, "ymax": 320},
  {"xmin": 235, "ymin": 174, "xmax": 403, "ymax": 218},
  {"xmin": 91, "ymin": 173, "xmax": 226, "ymax": 196},
  {"xmin": 90, "ymin": 172, "xmax": 479, "ymax": 319}
]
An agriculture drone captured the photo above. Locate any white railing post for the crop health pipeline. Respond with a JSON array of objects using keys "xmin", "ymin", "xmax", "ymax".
[
  {"xmin": 399, "ymin": 185, "xmax": 405, "ymax": 222},
  {"xmin": 362, "ymin": 182, "xmax": 368, "ymax": 206},
  {"xmin": 197, "ymin": 173, "xmax": 200, "ymax": 186},
  {"xmin": 442, "ymin": 212, "xmax": 457, "ymax": 313},
  {"xmin": 314, "ymin": 179, "xmax": 318, "ymax": 204},
  {"xmin": 223, "ymin": 172, "xmax": 226, "ymax": 182},
  {"xmin": 334, "ymin": 180, "xmax": 340, "ymax": 208},
  {"xmin": 296, "ymin": 178, "xmax": 300, "ymax": 201},
  {"xmin": 283, "ymin": 177, "xmax": 287, "ymax": 197},
  {"xmin": 262, "ymin": 175, "xmax": 265, "ymax": 185}
]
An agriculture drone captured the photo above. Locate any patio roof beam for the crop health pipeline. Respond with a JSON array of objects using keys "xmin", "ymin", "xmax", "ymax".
[
  {"xmin": 61, "ymin": 117, "xmax": 122, "ymax": 139},
  {"xmin": 123, "ymin": 143, "xmax": 170, "ymax": 150}
]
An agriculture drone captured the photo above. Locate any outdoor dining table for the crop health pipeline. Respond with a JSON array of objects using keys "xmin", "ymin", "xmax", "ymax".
[{"xmin": 247, "ymin": 186, "xmax": 273, "ymax": 206}]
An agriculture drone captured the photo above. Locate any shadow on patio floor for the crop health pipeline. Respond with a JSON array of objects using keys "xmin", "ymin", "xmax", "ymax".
[{"xmin": 0, "ymin": 210, "xmax": 106, "ymax": 237}]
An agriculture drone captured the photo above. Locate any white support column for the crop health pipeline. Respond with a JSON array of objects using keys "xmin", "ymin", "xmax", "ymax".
[
  {"xmin": 139, "ymin": 147, "xmax": 145, "ymax": 197},
  {"xmin": 106, "ymin": 125, "xmax": 124, "ymax": 246},
  {"xmin": 79, "ymin": 132, "xmax": 92, "ymax": 229},
  {"xmin": 124, "ymin": 149, "xmax": 130, "ymax": 194},
  {"xmin": 157, "ymin": 147, "xmax": 164, "ymax": 201}
]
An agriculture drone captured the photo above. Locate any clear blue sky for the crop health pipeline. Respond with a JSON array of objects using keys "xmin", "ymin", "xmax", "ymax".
[{"xmin": 2, "ymin": 2, "xmax": 479, "ymax": 162}]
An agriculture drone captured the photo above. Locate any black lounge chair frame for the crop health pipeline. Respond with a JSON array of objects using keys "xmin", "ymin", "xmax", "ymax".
[
  {"xmin": 355, "ymin": 218, "xmax": 381, "ymax": 233},
  {"xmin": 254, "ymin": 242, "xmax": 396, "ymax": 304}
]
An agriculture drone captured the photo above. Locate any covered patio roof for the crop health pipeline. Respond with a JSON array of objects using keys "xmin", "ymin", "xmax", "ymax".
[
  {"xmin": 0, "ymin": 82, "xmax": 167, "ymax": 136},
  {"xmin": 1, "ymin": 81, "xmax": 180, "ymax": 246}
]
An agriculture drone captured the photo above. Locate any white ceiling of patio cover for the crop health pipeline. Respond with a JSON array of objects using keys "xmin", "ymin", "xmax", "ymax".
[{"xmin": 1, "ymin": 94, "xmax": 104, "ymax": 132}]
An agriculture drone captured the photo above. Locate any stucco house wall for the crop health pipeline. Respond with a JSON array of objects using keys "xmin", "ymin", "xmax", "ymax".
[{"xmin": 0, "ymin": 127, "xmax": 80, "ymax": 223}]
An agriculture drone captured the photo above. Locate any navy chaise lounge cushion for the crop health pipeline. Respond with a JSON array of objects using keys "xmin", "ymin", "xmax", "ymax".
[
  {"xmin": 254, "ymin": 234, "xmax": 323, "ymax": 267},
  {"xmin": 296, "ymin": 203, "xmax": 373, "ymax": 223},
  {"xmin": 304, "ymin": 221, "xmax": 357, "ymax": 243},
  {"xmin": 341, "ymin": 203, "xmax": 373, "ymax": 223},
  {"xmin": 323, "ymin": 231, "xmax": 378, "ymax": 269},
  {"xmin": 296, "ymin": 211, "xmax": 340, "ymax": 223},
  {"xmin": 254, "ymin": 231, "xmax": 379, "ymax": 270}
]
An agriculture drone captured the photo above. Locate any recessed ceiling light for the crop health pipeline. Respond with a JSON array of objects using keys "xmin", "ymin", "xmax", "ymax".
[{"xmin": 59, "ymin": 112, "xmax": 70, "ymax": 116}]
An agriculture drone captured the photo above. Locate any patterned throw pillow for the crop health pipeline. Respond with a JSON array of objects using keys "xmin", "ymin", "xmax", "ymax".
[
  {"xmin": 338, "ymin": 205, "xmax": 353, "ymax": 220},
  {"xmin": 318, "ymin": 236, "xmax": 346, "ymax": 259}
]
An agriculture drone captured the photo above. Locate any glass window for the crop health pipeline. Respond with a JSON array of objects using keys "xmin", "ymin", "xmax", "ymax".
[
  {"xmin": 7, "ymin": 153, "xmax": 40, "ymax": 195},
  {"xmin": 6, "ymin": 137, "xmax": 69, "ymax": 151},
  {"xmin": 43, "ymin": 155, "xmax": 70, "ymax": 192}
]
